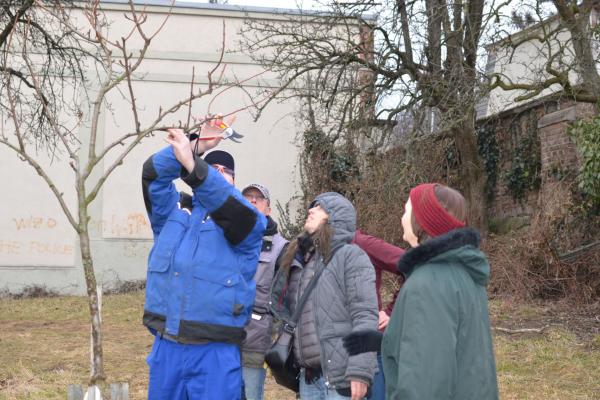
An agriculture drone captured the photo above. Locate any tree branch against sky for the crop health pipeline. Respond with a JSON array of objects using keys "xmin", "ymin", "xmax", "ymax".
[
  {"xmin": 487, "ymin": 0, "xmax": 600, "ymax": 106},
  {"xmin": 241, "ymin": 0, "xmax": 515, "ymax": 228}
]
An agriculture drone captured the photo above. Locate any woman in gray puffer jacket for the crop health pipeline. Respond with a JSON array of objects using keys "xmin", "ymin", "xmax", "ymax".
[{"xmin": 276, "ymin": 192, "xmax": 379, "ymax": 400}]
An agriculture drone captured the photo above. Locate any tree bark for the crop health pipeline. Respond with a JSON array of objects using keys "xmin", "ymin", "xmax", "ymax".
[
  {"xmin": 551, "ymin": 0, "xmax": 600, "ymax": 101},
  {"xmin": 78, "ymin": 196, "xmax": 105, "ymax": 386},
  {"xmin": 568, "ymin": 13, "xmax": 600, "ymax": 98},
  {"xmin": 453, "ymin": 114, "xmax": 487, "ymax": 231}
]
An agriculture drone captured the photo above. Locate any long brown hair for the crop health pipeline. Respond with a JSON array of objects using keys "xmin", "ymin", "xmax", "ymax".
[
  {"xmin": 278, "ymin": 222, "xmax": 333, "ymax": 275},
  {"xmin": 411, "ymin": 184, "xmax": 468, "ymax": 244}
]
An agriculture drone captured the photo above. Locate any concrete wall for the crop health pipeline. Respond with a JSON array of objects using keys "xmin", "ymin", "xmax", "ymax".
[{"xmin": 0, "ymin": 1, "xmax": 315, "ymax": 294}]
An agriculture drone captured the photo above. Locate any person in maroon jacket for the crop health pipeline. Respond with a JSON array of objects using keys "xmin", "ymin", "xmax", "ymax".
[{"xmin": 352, "ymin": 230, "xmax": 405, "ymax": 400}]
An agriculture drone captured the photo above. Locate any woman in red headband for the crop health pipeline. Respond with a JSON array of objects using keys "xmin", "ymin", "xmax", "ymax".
[{"xmin": 344, "ymin": 183, "xmax": 498, "ymax": 400}]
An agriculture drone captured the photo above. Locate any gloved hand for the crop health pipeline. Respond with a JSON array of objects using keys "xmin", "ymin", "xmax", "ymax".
[{"xmin": 342, "ymin": 329, "xmax": 383, "ymax": 355}]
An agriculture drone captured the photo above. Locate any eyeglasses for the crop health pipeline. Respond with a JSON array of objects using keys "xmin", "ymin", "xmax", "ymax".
[{"xmin": 244, "ymin": 193, "xmax": 266, "ymax": 202}]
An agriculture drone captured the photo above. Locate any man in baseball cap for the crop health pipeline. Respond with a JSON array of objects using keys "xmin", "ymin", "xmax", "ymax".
[
  {"xmin": 142, "ymin": 127, "xmax": 266, "ymax": 400},
  {"xmin": 204, "ymin": 150, "xmax": 235, "ymax": 184},
  {"xmin": 242, "ymin": 183, "xmax": 270, "ymax": 210},
  {"xmin": 239, "ymin": 183, "xmax": 287, "ymax": 400}
]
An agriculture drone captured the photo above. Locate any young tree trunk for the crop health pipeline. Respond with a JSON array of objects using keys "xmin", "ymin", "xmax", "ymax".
[{"xmin": 78, "ymin": 202, "xmax": 105, "ymax": 386}]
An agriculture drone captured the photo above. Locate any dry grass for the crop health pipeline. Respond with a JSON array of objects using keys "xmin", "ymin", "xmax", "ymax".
[
  {"xmin": 496, "ymin": 329, "xmax": 600, "ymax": 399},
  {"xmin": 0, "ymin": 293, "xmax": 149, "ymax": 399},
  {"xmin": 1, "ymin": 292, "xmax": 599, "ymax": 399},
  {"xmin": 490, "ymin": 300, "xmax": 600, "ymax": 399}
]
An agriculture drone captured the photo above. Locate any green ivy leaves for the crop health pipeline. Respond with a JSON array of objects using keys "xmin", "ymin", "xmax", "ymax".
[
  {"xmin": 476, "ymin": 125, "xmax": 499, "ymax": 201},
  {"xmin": 504, "ymin": 133, "xmax": 541, "ymax": 201},
  {"xmin": 568, "ymin": 107, "xmax": 600, "ymax": 209}
]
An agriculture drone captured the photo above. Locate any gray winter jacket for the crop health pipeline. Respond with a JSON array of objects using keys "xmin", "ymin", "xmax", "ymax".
[
  {"xmin": 242, "ymin": 217, "xmax": 288, "ymax": 368},
  {"xmin": 293, "ymin": 192, "xmax": 378, "ymax": 390}
]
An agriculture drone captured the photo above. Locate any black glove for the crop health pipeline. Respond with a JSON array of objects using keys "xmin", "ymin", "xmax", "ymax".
[{"xmin": 342, "ymin": 329, "xmax": 383, "ymax": 355}]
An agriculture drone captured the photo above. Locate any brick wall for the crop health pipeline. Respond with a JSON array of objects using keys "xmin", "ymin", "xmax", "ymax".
[
  {"xmin": 538, "ymin": 103, "xmax": 596, "ymax": 184},
  {"xmin": 483, "ymin": 99, "xmax": 597, "ymax": 219},
  {"xmin": 485, "ymin": 103, "xmax": 546, "ymax": 219}
]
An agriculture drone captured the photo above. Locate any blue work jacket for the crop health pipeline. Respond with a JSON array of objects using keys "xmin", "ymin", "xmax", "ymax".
[{"xmin": 141, "ymin": 146, "xmax": 266, "ymax": 345}]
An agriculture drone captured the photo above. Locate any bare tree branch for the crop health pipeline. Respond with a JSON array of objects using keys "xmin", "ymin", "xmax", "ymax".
[
  {"xmin": 240, "ymin": 0, "xmax": 504, "ymax": 227},
  {"xmin": 2, "ymin": 79, "xmax": 78, "ymax": 230},
  {"xmin": 1, "ymin": 0, "xmax": 264, "ymax": 389},
  {"xmin": 488, "ymin": 0, "xmax": 600, "ymax": 104}
]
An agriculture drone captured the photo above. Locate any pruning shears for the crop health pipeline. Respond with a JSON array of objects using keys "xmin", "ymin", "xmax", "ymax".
[{"xmin": 187, "ymin": 117, "xmax": 244, "ymax": 143}]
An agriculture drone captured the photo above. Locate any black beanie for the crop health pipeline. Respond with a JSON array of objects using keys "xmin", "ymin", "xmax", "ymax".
[{"xmin": 203, "ymin": 150, "xmax": 235, "ymax": 172}]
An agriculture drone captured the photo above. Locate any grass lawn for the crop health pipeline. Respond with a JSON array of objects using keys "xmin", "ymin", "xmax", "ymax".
[{"xmin": 0, "ymin": 291, "xmax": 599, "ymax": 399}]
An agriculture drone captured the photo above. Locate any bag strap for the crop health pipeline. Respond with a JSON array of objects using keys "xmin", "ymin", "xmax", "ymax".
[
  {"xmin": 283, "ymin": 242, "xmax": 344, "ymax": 333},
  {"xmin": 273, "ymin": 242, "xmax": 290, "ymax": 275}
]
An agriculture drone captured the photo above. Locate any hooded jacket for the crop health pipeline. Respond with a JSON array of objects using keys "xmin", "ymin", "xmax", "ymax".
[
  {"xmin": 292, "ymin": 192, "xmax": 379, "ymax": 389},
  {"xmin": 381, "ymin": 228, "xmax": 499, "ymax": 400}
]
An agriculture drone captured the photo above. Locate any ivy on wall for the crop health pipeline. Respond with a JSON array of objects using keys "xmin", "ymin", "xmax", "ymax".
[
  {"xmin": 568, "ymin": 106, "xmax": 600, "ymax": 210},
  {"xmin": 503, "ymin": 114, "xmax": 541, "ymax": 201},
  {"xmin": 476, "ymin": 125, "xmax": 499, "ymax": 201},
  {"xmin": 302, "ymin": 126, "xmax": 360, "ymax": 194}
]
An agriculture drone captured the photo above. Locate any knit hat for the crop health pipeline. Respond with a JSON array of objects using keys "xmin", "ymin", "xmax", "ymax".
[
  {"xmin": 204, "ymin": 150, "xmax": 234, "ymax": 172},
  {"xmin": 242, "ymin": 183, "xmax": 270, "ymax": 202},
  {"xmin": 409, "ymin": 183, "xmax": 466, "ymax": 237}
]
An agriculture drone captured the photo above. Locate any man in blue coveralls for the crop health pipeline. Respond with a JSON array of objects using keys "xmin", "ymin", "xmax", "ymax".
[{"xmin": 141, "ymin": 122, "xmax": 266, "ymax": 400}]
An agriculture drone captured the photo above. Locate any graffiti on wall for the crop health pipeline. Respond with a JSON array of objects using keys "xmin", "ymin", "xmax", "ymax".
[
  {"xmin": 10, "ymin": 213, "xmax": 150, "ymax": 237},
  {"xmin": 2, "ymin": 212, "xmax": 151, "ymax": 264},
  {"xmin": 13, "ymin": 216, "xmax": 58, "ymax": 231},
  {"xmin": 95, "ymin": 213, "xmax": 151, "ymax": 237},
  {"xmin": 0, "ymin": 240, "xmax": 73, "ymax": 256},
  {"xmin": 1, "ymin": 215, "xmax": 74, "ymax": 259}
]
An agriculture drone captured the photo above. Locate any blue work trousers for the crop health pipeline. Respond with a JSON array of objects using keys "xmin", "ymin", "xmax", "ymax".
[{"xmin": 147, "ymin": 335, "xmax": 242, "ymax": 400}]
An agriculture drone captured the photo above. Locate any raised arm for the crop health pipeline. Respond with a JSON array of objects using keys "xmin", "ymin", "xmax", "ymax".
[
  {"xmin": 354, "ymin": 230, "xmax": 406, "ymax": 316},
  {"xmin": 183, "ymin": 160, "xmax": 265, "ymax": 252},
  {"xmin": 165, "ymin": 128, "xmax": 266, "ymax": 256},
  {"xmin": 142, "ymin": 146, "xmax": 182, "ymax": 238},
  {"xmin": 354, "ymin": 229, "xmax": 404, "ymax": 273}
]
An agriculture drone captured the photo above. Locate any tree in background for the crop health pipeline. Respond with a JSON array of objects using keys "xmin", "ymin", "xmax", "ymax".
[
  {"xmin": 241, "ymin": 0, "xmax": 514, "ymax": 229},
  {"xmin": 0, "ymin": 0, "xmax": 254, "ymax": 394},
  {"xmin": 489, "ymin": 0, "xmax": 600, "ymax": 104}
]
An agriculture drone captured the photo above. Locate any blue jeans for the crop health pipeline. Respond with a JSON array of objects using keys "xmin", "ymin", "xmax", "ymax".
[
  {"xmin": 242, "ymin": 366, "xmax": 266, "ymax": 400},
  {"xmin": 299, "ymin": 368, "xmax": 353, "ymax": 400},
  {"xmin": 367, "ymin": 353, "xmax": 385, "ymax": 400},
  {"xmin": 147, "ymin": 335, "xmax": 242, "ymax": 400}
]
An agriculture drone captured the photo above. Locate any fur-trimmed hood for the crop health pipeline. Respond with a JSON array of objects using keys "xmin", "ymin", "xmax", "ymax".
[{"xmin": 397, "ymin": 228, "xmax": 490, "ymax": 286}]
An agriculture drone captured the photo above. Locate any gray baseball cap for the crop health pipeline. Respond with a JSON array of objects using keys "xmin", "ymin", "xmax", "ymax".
[{"xmin": 242, "ymin": 183, "xmax": 270, "ymax": 202}]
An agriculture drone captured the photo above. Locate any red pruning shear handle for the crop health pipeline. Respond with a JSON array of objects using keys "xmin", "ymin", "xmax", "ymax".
[{"xmin": 200, "ymin": 121, "xmax": 244, "ymax": 143}]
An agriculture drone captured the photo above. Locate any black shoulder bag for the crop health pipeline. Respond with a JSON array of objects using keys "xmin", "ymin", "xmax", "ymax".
[{"xmin": 264, "ymin": 258, "xmax": 328, "ymax": 393}]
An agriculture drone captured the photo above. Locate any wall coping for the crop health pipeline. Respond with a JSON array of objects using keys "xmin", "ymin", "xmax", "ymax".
[{"xmin": 537, "ymin": 106, "xmax": 577, "ymax": 129}]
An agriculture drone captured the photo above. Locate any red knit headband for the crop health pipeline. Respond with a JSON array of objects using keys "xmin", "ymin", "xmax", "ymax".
[{"xmin": 409, "ymin": 183, "xmax": 466, "ymax": 237}]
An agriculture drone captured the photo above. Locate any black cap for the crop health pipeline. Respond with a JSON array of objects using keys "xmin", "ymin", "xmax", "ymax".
[{"xmin": 204, "ymin": 150, "xmax": 234, "ymax": 172}]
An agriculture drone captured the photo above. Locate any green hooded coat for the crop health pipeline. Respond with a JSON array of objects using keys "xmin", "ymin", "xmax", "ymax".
[{"xmin": 382, "ymin": 228, "xmax": 498, "ymax": 400}]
